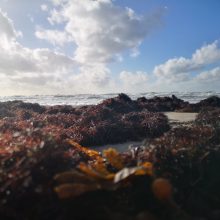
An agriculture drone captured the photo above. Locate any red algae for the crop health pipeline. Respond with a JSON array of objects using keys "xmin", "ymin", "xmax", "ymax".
[
  {"xmin": 0, "ymin": 94, "xmax": 171, "ymax": 146},
  {"xmin": 0, "ymin": 94, "xmax": 220, "ymax": 220}
]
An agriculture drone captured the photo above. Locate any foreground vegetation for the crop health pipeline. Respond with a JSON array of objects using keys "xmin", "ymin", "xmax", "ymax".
[{"xmin": 0, "ymin": 94, "xmax": 220, "ymax": 219}]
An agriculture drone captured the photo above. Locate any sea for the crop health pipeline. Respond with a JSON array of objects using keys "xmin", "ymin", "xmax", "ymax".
[{"xmin": 0, "ymin": 91, "xmax": 220, "ymax": 106}]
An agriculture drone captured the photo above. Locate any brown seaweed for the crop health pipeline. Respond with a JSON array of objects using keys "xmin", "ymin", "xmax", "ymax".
[{"xmin": 0, "ymin": 94, "xmax": 220, "ymax": 220}]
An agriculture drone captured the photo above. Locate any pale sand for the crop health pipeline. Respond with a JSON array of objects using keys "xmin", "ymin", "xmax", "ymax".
[
  {"xmin": 92, "ymin": 112, "xmax": 198, "ymax": 152},
  {"xmin": 92, "ymin": 141, "xmax": 143, "ymax": 152},
  {"xmin": 164, "ymin": 112, "xmax": 198, "ymax": 122}
]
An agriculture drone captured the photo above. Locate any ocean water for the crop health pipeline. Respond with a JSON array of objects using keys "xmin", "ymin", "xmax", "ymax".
[{"xmin": 0, "ymin": 91, "xmax": 220, "ymax": 106}]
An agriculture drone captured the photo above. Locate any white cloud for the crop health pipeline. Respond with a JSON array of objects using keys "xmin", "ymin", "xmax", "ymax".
[
  {"xmin": 154, "ymin": 41, "xmax": 220, "ymax": 82},
  {"xmin": 41, "ymin": 4, "xmax": 48, "ymax": 12},
  {"xmin": 119, "ymin": 71, "xmax": 148, "ymax": 92},
  {"xmin": 35, "ymin": 28, "xmax": 73, "ymax": 46},
  {"xmin": 67, "ymin": 65, "xmax": 111, "ymax": 93},
  {"xmin": 195, "ymin": 67, "xmax": 220, "ymax": 82},
  {"xmin": 1, "ymin": 1, "xmax": 178, "ymax": 95},
  {"xmin": 0, "ymin": 7, "xmax": 115, "ymax": 95},
  {"xmin": 48, "ymin": 8, "xmax": 66, "ymax": 25},
  {"xmin": 47, "ymin": 0, "xmax": 163, "ymax": 64},
  {"xmin": 1, "ymin": 2, "xmax": 220, "ymax": 95},
  {"xmin": 154, "ymin": 57, "xmax": 192, "ymax": 79},
  {"xmin": 50, "ymin": 0, "xmax": 66, "ymax": 7},
  {"xmin": 192, "ymin": 41, "xmax": 220, "ymax": 65},
  {"xmin": 0, "ymin": 40, "xmax": 76, "ymax": 76},
  {"xmin": 29, "ymin": 0, "xmax": 163, "ymax": 94},
  {"xmin": 0, "ymin": 9, "xmax": 77, "ymax": 94},
  {"xmin": 0, "ymin": 9, "xmax": 22, "ymax": 40}
]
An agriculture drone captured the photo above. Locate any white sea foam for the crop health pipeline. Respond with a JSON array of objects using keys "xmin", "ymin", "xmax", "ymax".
[{"xmin": 0, "ymin": 91, "xmax": 219, "ymax": 106}]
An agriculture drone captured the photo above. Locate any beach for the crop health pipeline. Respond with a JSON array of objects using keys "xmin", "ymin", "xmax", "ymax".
[
  {"xmin": 0, "ymin": 94, "xmax": 220, "ymax": 220},
  {"xmin": 164, "ymin": 112, "xmax": 198, "ymax": 122}
]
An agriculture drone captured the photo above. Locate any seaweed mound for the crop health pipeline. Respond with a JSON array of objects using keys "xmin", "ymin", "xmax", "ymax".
[
  {"xmin": 197, "ymin": 95, "xmax": 220, "ymax": 108},
  {"xmin": 99, "ymin": 93, "xmax": 139, "ymax": 113},
  {"xmin": 136, "ymin": 95, "xmax": 188, "ymax": 112},
  {"xmin": 0, "ymin": 101, "xmax": 45, "ymax": 119},
  {"xmin": 1, "ymin": 125, "xmax": 219, "ymax": 220},
  {"xmin": 136, "ymin": 95, "xmax": 220, "ymax": 112},
  {"xmin": 196, "ymin": 107, "xmax": 220, "ymax": 126},
  {"xmin": 0, "ymin": 94, "xmax": 220, "ymax": 220},
  {"xmin": 181, "ymin": 96, "xmax": 220, "ymax": 112},
  {"xmin": 0, "ymin": 94, "xmax": 171, "ymax": 146},
  {"xmin": 69, "ymin": 111, "xmax": 169, "ymax": 146}
]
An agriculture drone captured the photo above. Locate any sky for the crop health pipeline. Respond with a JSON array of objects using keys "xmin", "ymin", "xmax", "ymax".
[{"xmin": 0, "ymin": 0, "xmax": 220, "ymax": 95}]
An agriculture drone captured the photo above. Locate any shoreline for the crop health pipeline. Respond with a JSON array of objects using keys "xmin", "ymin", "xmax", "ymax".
[{"xmin": 1, "ymin": 92, "xmax": 220, "ymax": 106}]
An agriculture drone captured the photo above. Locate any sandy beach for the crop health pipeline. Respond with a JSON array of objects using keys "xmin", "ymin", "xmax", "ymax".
[
  {"xmin": 164, "ymin": 112, "xmax": 198, "ymax": 123},
  {"xmin": 92, "ymin": 141, "xmax": 143, "ymax": 152}
]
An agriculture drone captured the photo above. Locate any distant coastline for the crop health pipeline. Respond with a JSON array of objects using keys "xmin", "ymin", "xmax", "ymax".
[{"xmin": 0, "ymin": 91, "xmax": 220, "ymax": 106}]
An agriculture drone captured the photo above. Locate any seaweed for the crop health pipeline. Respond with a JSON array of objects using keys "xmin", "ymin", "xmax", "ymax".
[{"xmin": 0, "ymin": 94, "xmax": 220, "ymax": 219}]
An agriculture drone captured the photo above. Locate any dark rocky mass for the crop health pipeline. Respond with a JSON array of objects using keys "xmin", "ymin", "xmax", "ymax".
[{"xmin": 0, "ymin": 93, "xmax": 220, "ymax": 220}]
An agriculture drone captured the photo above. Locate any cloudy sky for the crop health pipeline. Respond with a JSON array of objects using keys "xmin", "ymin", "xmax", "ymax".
[{"xmin": 0, "ymin": 0, "xmax": 220, "ymax": 95}]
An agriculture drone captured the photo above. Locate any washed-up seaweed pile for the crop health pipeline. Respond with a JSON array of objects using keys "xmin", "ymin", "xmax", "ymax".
[
  {"xmin": 0, "ymin": 94, "xmax": 220, "ymax": 220},
  {"xmin": 196, "ymin": 107, "xmax": 220, "ymax": 126},
  {"xmin": 136, "ymin": 95, "xmax": 189, "ymax": 112},
  {"xmin": 136, "ymin": 95, "xmax": 220, "ymax": 112},
  {"xmin": 1, "ymin": 94, "xmax": 220, "ymax": 147},
  {"xmin": 0, "ymin": 130, "xmax": 77, "ymax": 199},
  {"xmin": 179, "ymin": 96, "xmax": 220, "ymax": 112},
  {"xmin": 0, "ymin": 131, "xmax": 101, "ymax": 219},
  {"xmin": 49, "ymin": 122, "xmax": 220, "ymax": 220},
  {"xmin": 0, "ymin": 117, "xmax": 219, "ymax": 219},
  {"xmin": 0, "ymin": 94, "xmax": 170, "ymax": 146}
]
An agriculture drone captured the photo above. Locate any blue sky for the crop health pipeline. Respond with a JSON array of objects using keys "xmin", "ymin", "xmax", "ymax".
[
  {"xmin": 0, "ymin": 0, "xmax": 220, "ymax": 95},
  {"xmin": 113, "ymin": 0, "xmax": 220, "ymax": 70}
]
